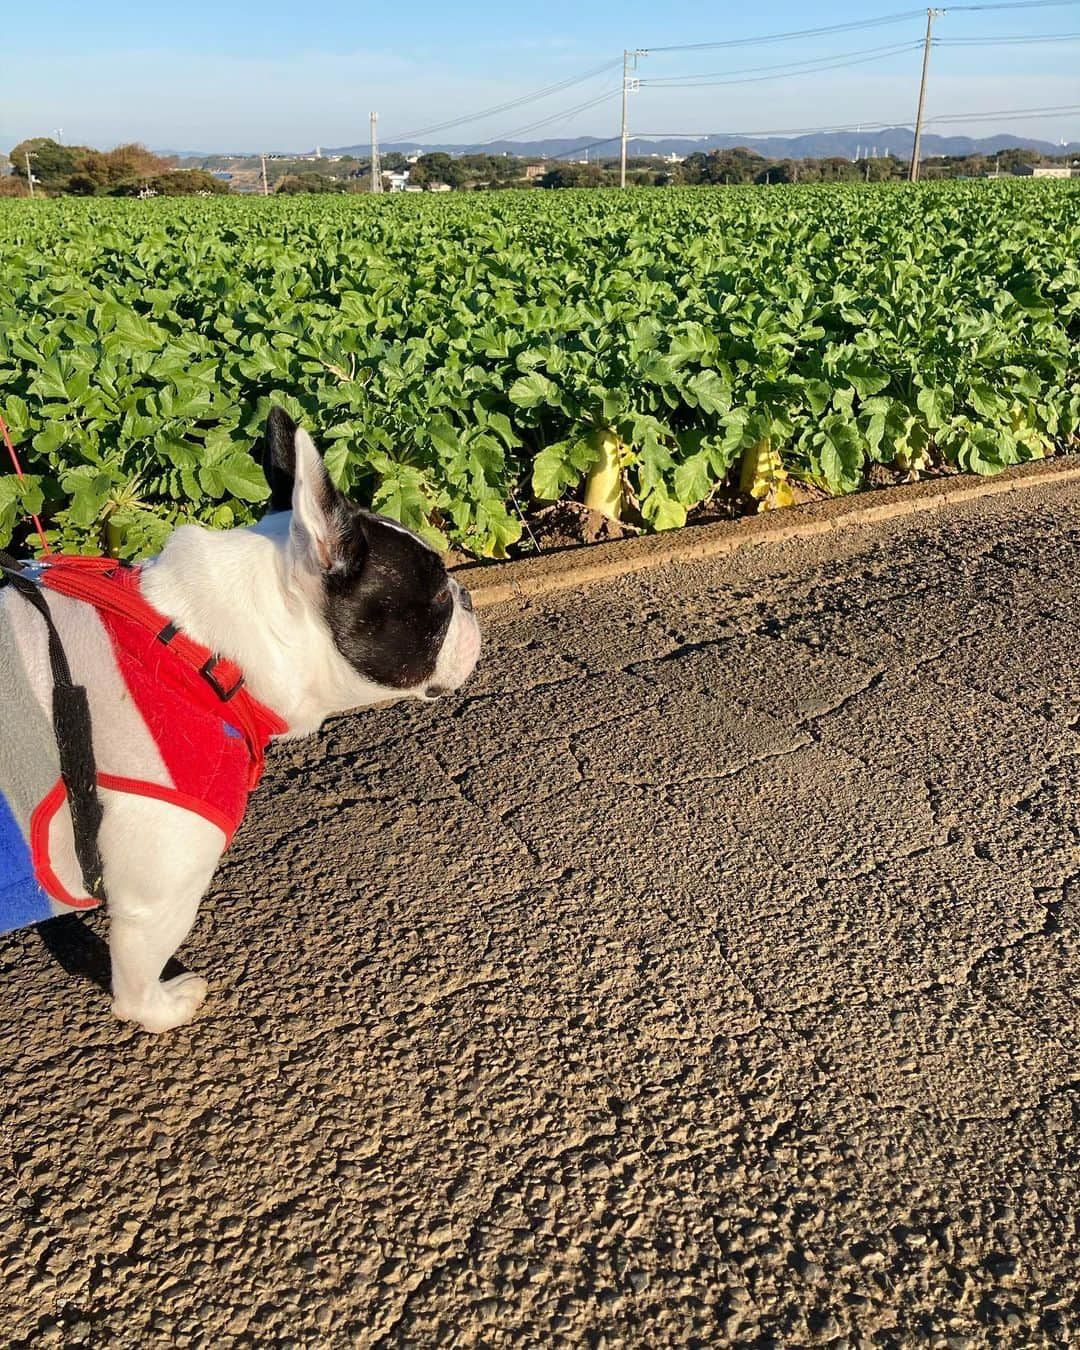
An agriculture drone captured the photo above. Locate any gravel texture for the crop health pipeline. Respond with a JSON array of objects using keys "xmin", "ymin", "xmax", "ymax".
[{"xmin": 1, "ymin": 481, "xmax": 1078, "ymax": 1348}]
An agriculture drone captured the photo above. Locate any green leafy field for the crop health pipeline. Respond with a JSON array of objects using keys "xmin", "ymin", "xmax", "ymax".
[{"xmin": 0, "ymin": 181, "xmax": 1077, "ymax": 558}]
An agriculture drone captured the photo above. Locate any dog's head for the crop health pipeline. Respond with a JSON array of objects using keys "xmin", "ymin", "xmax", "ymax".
[{"xmin": 261, "ymin": 407, "xmax": 480, "ymax": 701}]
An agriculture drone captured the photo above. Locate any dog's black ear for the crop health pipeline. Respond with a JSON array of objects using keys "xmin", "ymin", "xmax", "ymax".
[{"xmin": 262, "ymin": 407, "xmax": 299, "ymax": 513}]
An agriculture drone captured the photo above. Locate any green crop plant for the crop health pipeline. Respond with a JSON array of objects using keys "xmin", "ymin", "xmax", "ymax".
[{"xmin": 0, "ymin": 180, "xmax": 1077, "ymax": 559}]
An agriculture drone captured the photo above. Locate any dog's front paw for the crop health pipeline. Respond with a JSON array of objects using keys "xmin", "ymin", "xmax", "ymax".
[{"xmin": 113, "ymin": 973, "xmax": 209, "ymax": 1034}]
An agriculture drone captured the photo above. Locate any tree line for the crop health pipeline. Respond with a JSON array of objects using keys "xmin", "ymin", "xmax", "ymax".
[
  {"xmin": 3, "ymin": 137, "xmax": 1070, "ymax": 199},
  {"xmin": 1, "ymin": 141, "xmax": 537, "ymax": 197},
  {"xmin": 256, "ymin": 144, "xmax": 1074, "ymax": 192},
  {"xmin": 2, "ymin": 138, "xmax": 228, "ymax": 197},
  {"xmin": 541, "ymin": 145, "xmax": 1062, "ymax": 188}
]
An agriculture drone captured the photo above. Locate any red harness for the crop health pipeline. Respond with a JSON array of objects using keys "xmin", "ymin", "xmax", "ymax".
[{"xmin": 31, "ymin": 557, "xmax": 288, "ymax": 908}]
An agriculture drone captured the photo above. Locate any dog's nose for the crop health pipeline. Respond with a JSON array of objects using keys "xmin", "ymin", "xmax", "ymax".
[{"xmin": 457, "ymin": 585, "xmax": 474, "ymax": 613}]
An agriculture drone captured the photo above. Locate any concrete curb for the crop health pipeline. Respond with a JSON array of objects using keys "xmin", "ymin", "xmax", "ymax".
[{"xmin": 456, "ymin": 457, "xmax": 1080, "ymax": 610}]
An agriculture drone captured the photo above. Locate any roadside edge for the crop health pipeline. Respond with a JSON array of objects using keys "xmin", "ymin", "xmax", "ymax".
[{"xmin": 456, "ymin": 457, "xmax": 1080, "ymax": 609}]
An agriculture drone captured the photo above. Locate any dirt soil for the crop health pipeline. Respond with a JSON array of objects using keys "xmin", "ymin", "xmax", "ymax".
[
  {"xmin": 1, "ymin": 481, "xmax": 1078, "ymax": 1348},
  {"xmin": 505, "ymin": 452, "xmax": 971, "ymax": 558}
]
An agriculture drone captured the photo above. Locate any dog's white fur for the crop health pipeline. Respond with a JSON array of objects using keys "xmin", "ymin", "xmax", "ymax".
[{"xmin": 12, "ymin": 428, "xmax": 479, "ymax": 1033}]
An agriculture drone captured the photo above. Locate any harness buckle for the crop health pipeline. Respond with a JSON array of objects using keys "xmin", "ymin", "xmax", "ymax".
[{"xmin": 200, "ymin": 656, "xmax": 245, "ymax": 702}]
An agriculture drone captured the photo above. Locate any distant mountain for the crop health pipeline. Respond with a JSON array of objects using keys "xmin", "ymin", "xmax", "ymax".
[
  {"xmin": 166, "ymin": 128, "xmax": 1079, "ymax": 164},
  {"xmin": 324, "ymin": 129, "xmax": 1079, "ymax": 161},
  {"xmin": 163, "ymin": 150, "xmax": 254, "ymax": 160}
]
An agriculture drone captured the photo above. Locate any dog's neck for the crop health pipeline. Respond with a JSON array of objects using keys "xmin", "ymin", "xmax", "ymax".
[{"xmin": 139, "ymin": 516, "xmax": 389, "ymax": 736}]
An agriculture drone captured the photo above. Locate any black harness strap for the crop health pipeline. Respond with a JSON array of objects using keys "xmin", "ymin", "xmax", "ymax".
[{"xmin": 0, "ymin": 550, "xmax": 107, "ymax": 904}]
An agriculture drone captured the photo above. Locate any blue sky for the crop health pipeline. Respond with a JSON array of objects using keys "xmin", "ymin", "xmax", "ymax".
[{"xmin": 3, "ymin": 2, "xmax": 1078, "ymax": 152}]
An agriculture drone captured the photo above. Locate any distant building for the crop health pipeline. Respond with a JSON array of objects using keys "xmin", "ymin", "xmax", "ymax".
[
  {"xmin": 523, "ymin": 164, "xmax": 546, "ymax": 180},
  {"xmin": 387, "ymin": 170, "xmax": 410, "ymax": 192},
  {"xmin": 427, "ymin": 181, "xmax": 451, "ymax": 192},
  {"xmin": 1015, "ymin": 163, "xmax": 1078, "ymax": 178}
]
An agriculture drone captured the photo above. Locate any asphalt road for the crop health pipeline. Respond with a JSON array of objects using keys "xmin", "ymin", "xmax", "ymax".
[{"xmin": 2, "ymin": 480, "xmax": 1078, "ymax": 1348}]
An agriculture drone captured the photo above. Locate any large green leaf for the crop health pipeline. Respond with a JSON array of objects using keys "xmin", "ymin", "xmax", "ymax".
[
  {"xmin": 532, "ymin": 441, "xmax": 581, "ymax": 502},
  {"xmin": 843, "ymin": 361, "xmax": 890, "ymax": 400},
  {"xmin": 819, "ymin": 417, "xmax": 864, "ymax": 493},
  {"xmin": 218, "ymin": 455, "xmax": 271, "ymax": 503},
  {"xmin": 509, "ymin": 371, "xmax": 557, "ymax": 410}
]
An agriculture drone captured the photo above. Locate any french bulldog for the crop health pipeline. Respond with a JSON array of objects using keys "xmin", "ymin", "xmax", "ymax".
[{"xmin": 0, "ymin": 409, "xmax": 480, "ymax": 1032}]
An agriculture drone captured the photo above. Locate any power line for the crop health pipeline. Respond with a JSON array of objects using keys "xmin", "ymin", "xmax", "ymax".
[
  {"xmin": 643, "ymin": 43, "xmax": 923, "ymax": 89},
  {"xmin": 535, "ymin": 133, "xmax": 626, "ymax": 159},
  {"xmin": 634, "ymin": 0, "xmax": 1080, "ymax": 182},
  {"xmin": 642, "ymin": 0, "xmax": 1080, "ymax": 57},
  {"xmin": 927, "ymin": 101, "xmax": 1080, "ymax": 120},
  {"xmin": 637, "ymin": 31, "xmax": 1080, "ymax": 92},
  {"xmin": 947, "ymin": 0, "xmax": 1080, "ymax": 10},
  {"xmin": 383, "ymin": 0, "xmax": 1080, "ymax": 153},
  {"xmin": 573, "ymin": 135, "xmax": 624, "ymax": 155},
  {"xmin": 634, "ymin": 122, "xmax": 909, "ymax": 140},
  {"xmin": 938, "ymin": 30, "xmax": 1080, "ymax": 40},
  {"xmin": 481, "ymin": 88, "xmax": 622, "ymax": 146},
  {"xmin": 646, "ymin": 10, "xmax": 926, "ymax": 54},
  {"xmin": 630, "ymin": 102, "xmax": 1080, "ymax": 141},
  {"xmin": 386, "ymin": 58, "xmax": 622, "ymax": 144},
  {"xmin": 642, "ymin": 39, "xmax": 925, "ymax": 84}
]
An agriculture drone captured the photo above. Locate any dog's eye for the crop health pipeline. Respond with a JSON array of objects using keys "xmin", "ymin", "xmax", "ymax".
[{"xmin": 434, "ymin": 586, "xmax": 451, "ymax": 605}]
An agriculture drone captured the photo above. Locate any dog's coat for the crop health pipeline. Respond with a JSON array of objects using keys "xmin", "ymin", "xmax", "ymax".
[
  {"xmin": 0, "ymin": 558, "xmax": 287, "ymax": 935},
  {"xmin": 0, "ymin": 601, "xmax": 63, "ymax": 931}
]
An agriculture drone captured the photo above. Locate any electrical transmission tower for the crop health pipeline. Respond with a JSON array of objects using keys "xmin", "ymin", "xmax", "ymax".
[{"xmin": 370, "ymin": 112, "xmax": 383, "ymax": 194}]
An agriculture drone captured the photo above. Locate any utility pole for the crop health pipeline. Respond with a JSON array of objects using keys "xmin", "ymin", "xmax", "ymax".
[
  {"xmin": 620, "ymin": 48, "xmax": 646, "ymax": 189},
  {"xmin": 24, "ymin": 152, "xmax": 34, "ymax": 198},
  {"xmin": 260, "ymin": 154, "xmax": 269, "ymax": 196},
  {"xmin": 370, "ymin": 111, "xmax": 382, "ymax": 194},
  {"xmin": 910, "ymin": 8, "xmax": 945, "ymax": 183}
]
